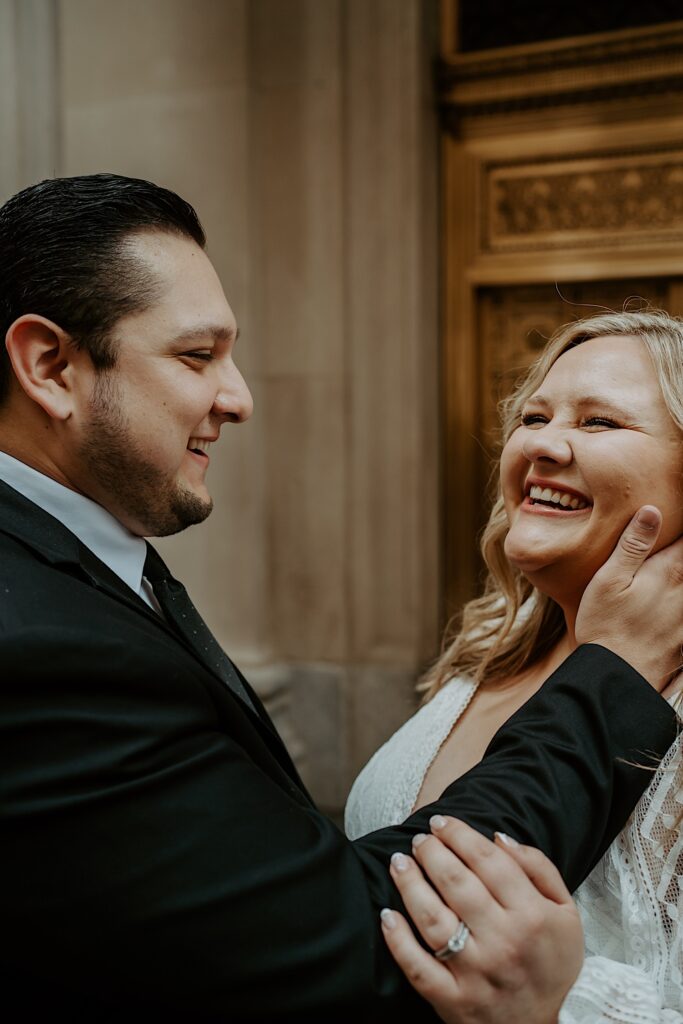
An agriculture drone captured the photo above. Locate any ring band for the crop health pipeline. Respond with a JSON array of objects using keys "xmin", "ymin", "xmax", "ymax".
[{"xmin": 434, "ymin": 921, "xmax": 470, "ymax": 961}]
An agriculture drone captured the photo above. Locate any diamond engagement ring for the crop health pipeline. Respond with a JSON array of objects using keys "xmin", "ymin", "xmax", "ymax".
[{"xmin": 434, "ymin": 921, "xmax": 470, "ymax": 961}]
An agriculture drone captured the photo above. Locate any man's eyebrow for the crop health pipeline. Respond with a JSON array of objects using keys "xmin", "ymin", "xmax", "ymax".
[{"xmin": 171, "ymin": 325, "xmax": 239, "ymax": 344}]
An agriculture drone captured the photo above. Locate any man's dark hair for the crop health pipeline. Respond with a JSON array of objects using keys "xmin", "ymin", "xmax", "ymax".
[{"xmin": 0, "ymin": 173, "xmax": 206, "ymax": 404}]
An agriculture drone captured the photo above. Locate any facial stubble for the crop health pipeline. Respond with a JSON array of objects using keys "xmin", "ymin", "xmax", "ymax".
[{"xmin": 79, "ymin": 371, "xmax": 213, "ymax": 536}]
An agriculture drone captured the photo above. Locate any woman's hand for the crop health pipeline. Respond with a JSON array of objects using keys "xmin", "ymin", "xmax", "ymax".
[{"xmin": 380, "ymin": 817, "xmax": 583, "ymax": 1024}]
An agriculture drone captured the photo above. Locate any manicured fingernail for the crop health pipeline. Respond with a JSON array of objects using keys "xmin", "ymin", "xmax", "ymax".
[
  {"xmin": 495, "ymin": 831, "xmax": 519, "ymax": 847},
  {"xmin": 430, "ymin": 814, "xmax": 446, "ymax": 831},
  {"xmin": 412, "ymin": 833, "xmax": 428, "ymax": 848},
  {"xmin": 391, "ymin": 852, "xmax": 409, "ymax": 871},
  {"xmin": 381, "ymin": 908, "xmax": 397, "ymax": 930}
]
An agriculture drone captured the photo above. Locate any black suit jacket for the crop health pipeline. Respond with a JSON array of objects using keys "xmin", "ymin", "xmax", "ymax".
[{"xmin": 0, "ymin": 479, "xmax": 677, "ymax": 1021}]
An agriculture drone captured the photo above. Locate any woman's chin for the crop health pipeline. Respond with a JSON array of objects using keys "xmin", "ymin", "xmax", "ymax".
[
  {"xmin": 505, "ymin": 544, "xmax": 579, "ymax": 593},
  {"xmin": 506, "ymin": 551, "xmax": 592, "ymax": 608},
  {"xmin": 504, "ymin": 537, "xmax": 553, "ymax": 574}
]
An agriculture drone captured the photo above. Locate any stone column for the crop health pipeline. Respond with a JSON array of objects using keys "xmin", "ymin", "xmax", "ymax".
[
  {"xmin": 58, "ymin": 0, "xmax": 271, "ymax": 670},
  {"xmin": 245, "ymin": 0, "xmax": 440, "ymax": 813},
  {"xmin": 39, "ymin": 0, "xmax": 439, "ymax": 819},
  {"xmin": 0, "ymin": 0, "xmax": 60, "ymax": 201}
]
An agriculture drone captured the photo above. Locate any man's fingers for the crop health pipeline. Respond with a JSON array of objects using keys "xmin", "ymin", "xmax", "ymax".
[
  {"xmin": 493, "ymin": 833, "xmax": 573, "ymax": 905},
  {"xmin": 575, "ymin": 504, "xmax": 683, "ymax": 687},
  {"xmin": 380, "ymin": 907, "xmax": 460, "ymax": 1009},
  {"xmin": 607, "ymin": 505, "xmax": 661, "ymax": 578}
]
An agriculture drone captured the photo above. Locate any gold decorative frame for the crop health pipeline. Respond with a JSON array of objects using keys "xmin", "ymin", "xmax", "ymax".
[{"xmin": 439, "ymin": 1, "xmax": 683, "ymax": 614}]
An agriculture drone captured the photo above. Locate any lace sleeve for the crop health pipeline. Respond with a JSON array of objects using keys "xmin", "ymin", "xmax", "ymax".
[
  {"xmin": 561, "ymin": 957, "xmax": 683, "ymax": 1022},
  {"xmin": 563, "ymin": 735, "xmax": 683, "ymax": 1022}
]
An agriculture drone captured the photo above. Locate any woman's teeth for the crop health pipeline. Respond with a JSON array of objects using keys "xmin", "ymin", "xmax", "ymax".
[{"xmin": 528, "ymin": 485, "xmax": 589, "ymax": 510}]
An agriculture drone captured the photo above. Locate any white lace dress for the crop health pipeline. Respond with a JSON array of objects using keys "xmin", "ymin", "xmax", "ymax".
[{"xmin": 345, "ymin": 675, "xmax": 683, "ymax": 1023}]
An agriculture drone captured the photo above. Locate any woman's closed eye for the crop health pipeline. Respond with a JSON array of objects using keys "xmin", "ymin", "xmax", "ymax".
[
  {"xmin": 520, "ymin": 413, "xmax": 548, "ymax": 427},
  {"xmin": 581, "ymin": 416, "xmax": 620, "ymax": 429},
  {"xmin": 520, "ymin": 413, "xmax": 621, "ymax": 429}
]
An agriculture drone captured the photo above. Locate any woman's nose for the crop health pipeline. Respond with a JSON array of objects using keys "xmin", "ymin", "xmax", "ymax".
[{"xmin": 521, "ymin": 426, "xmax": 572, "ymax": 465}]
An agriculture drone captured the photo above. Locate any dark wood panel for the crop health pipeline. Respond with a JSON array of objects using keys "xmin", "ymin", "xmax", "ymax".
[{"xmin": 456, "ymin": 0, "xmax": 682, "ymax": 53}]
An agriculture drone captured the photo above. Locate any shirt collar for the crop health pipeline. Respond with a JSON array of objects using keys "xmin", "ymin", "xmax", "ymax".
[{"xmin": 0, "ymin": 451, "xmax": 147, "ymax": 596}]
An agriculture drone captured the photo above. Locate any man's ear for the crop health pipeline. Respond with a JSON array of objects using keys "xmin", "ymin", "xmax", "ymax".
[{"xmin": 5, "ymin": 314, "xmax": 85, "ymax": 420}]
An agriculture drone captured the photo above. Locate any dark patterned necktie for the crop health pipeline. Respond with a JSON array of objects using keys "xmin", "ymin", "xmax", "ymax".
[{"xmin": 143, "ymin": 544, "xmax": 255, "ymax": 712}]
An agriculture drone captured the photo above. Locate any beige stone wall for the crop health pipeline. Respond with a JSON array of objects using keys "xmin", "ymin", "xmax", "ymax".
[{"xmin": 0, "ymin": 0, "xmax": 440, "ymax": 817}]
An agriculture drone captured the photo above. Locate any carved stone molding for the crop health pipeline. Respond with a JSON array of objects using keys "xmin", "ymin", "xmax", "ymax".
[
  {"xmin": 438, "ymin": 19, "xmax": 683, "ymax": 128},
  {"xmin": 484, "ymin": 148, "xmax": 683, "ymax": 253}
]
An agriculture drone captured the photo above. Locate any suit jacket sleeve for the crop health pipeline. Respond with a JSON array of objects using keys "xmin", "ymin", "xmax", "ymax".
[{"xmin": 1, "ymin": 631, "xmax": 676, "ymax": 1022}]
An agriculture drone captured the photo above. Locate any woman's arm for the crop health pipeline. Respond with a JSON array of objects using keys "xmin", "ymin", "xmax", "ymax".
[
  {"xmin": 561, "ymin": 959, "xmax": 683, "ymax": 1024},
  {"xmin": 560, "ymin": 732, "xmax": 683, "ymax": 1024}
]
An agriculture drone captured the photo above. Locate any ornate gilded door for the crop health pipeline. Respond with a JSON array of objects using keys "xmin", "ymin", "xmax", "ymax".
[{"xmin": 439, "ymin": 1, "xmax": 683, "ymax": 614}]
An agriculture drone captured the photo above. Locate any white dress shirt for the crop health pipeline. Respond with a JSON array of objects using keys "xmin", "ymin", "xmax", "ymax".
[{"xmin": 0, "ymin": 450, "xmax": 159, "ymax": 610}]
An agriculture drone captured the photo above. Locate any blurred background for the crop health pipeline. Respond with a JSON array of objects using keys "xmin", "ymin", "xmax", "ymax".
[{"xmin": 3, "ymin": 0, "xmax": 683, "ymax": 820}]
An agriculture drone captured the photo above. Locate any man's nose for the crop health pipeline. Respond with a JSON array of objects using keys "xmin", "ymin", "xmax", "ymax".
[
  {"xmin": 521, "ymin": 426, "xmax": 572, "ymax": 465},
  {"xmin": 214, "ymin": 362, "xmax": 253, "ymax": 423}
]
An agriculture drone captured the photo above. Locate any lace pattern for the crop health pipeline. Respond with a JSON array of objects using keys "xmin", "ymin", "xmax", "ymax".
[
  {"xmin": 345, "ymin": 676, "xmax": 683, "ymax": 1021},
  {"xmin": 344, "ymin": 676, "xmax": 477, "ymax": 840}
]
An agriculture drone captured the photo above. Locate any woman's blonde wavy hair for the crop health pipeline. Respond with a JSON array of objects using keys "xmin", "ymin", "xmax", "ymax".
[{"xmin": 421, "ymin": 308, "xmax": 683, "ymax": 701}]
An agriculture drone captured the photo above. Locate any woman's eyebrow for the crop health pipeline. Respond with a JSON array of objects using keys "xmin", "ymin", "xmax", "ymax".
[
  {"xmin": 526, "ymin": 393, "xmax": 638, "ymax": 418},
  {"xmin": 525, "ymin": 393, "xmax": 551, "ymax": 408},
  {"xmin": 575, "ymin": 395, "xmax": 637, "ymax": 418}
]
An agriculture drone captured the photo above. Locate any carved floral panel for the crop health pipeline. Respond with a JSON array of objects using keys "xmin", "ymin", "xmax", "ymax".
[
  {"xmin": 477, "ymin": 279, "xmax": 670, "ymax": 451},
  {"xmin": 485, "ymin": 150, "xmax": 683, "ymax": 252}
]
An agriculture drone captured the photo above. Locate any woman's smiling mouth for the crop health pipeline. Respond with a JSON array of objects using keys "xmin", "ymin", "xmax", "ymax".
[{"xmin": 523, "ymin": 482, "xmax": 592, "ymax": 514}]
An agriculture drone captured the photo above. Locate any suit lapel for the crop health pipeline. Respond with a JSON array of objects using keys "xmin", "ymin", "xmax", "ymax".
[
  {"xmin": 0, "ymin": 478, "xmax": 308, "ymax": 795},
  {"xmin": 0, "ymin": 475, "xmax": 174, "ymax": 631}
]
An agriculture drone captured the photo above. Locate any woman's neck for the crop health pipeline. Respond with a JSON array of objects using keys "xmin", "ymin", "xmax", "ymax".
[
  {"xmin": 542, "ymin": 630, "xmax": 575, "ymax": 677},
  {"xmin": 561, "ymin": 602, "xmax": 579, "ymax": 649},
  {"xmin": 505, "ymin": 629, "xmax": 574, "ymax": 694}
]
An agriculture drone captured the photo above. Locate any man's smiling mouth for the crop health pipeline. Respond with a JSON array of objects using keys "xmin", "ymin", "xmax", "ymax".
[
  {"xmin": 526, "ymin": 484, "xmax": 590, "ymax": 511},
  {"xmin": 187, "ymin": 437, "xmax": 213, "ymax": 459}
]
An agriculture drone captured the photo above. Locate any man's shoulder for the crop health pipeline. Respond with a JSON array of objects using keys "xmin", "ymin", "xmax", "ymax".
[
  {"xmin": 0, "ymin": 528, "xmax": 140, "ymax": 661},
  {"xmin": 0, "ymin": 528, "xmax": 212, "ymax": 699},
  {"xmin": 0, "ymin": 526, "xmax": 88, "ymax": 617}
]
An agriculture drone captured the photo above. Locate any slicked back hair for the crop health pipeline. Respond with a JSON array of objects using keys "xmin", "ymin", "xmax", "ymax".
[{"xmin": 0, "ymin": 173, "xmax": 206, "ymax": 405}]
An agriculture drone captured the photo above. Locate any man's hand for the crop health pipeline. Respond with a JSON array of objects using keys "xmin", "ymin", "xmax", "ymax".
[
  {"xmin": 380, "ymin": 818, "xmax": 582, "ymax": 1024},
  {"xmin": 575, "ymin": 506, "xmax": 683, "ymax": 691}
]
